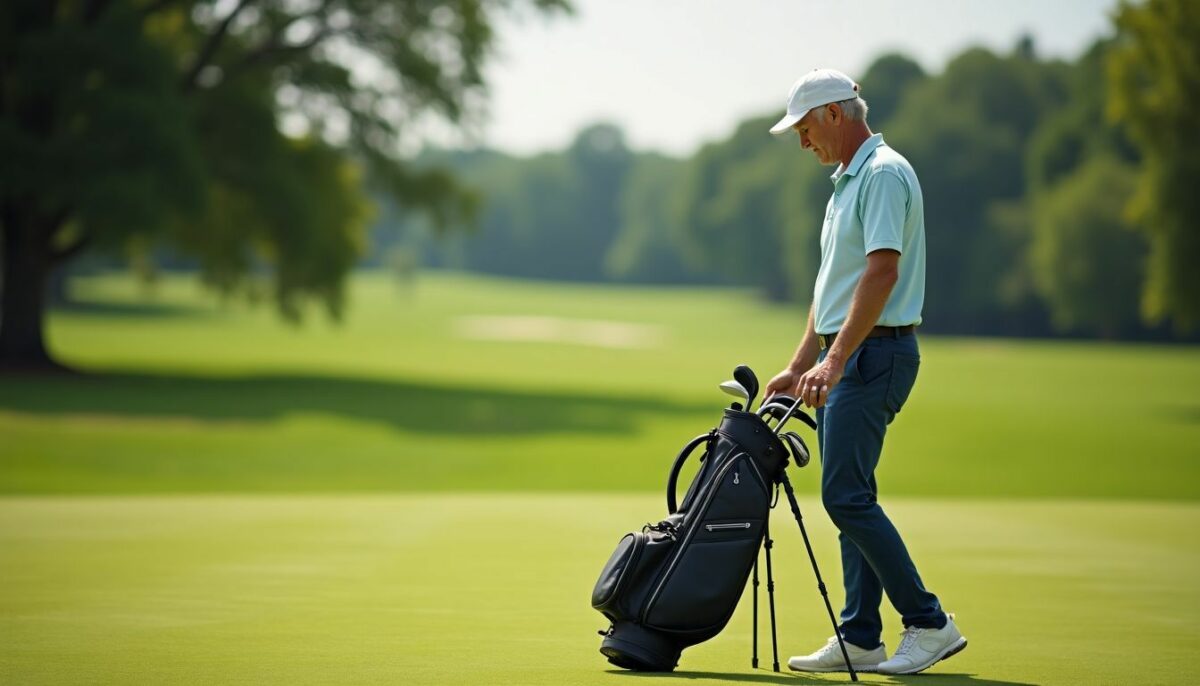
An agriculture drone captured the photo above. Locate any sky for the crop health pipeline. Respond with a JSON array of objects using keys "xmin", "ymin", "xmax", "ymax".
[{"xmin": 463, "ymin": 0, "xmax": 1120, "ymax": 156}]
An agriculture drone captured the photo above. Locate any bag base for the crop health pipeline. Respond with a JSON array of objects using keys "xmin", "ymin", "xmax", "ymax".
[{"xmin": 600, "ymin": 621, "xmax": 681, "ymax": 672}]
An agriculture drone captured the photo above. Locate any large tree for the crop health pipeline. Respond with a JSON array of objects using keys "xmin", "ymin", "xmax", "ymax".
[
  {"xmin": 1108, "ymin": 0, "xmax": 1200, "ymax": 332},
  {"xmin": 0, "ymin": 0, "xmax": 569, "ymax": 371}
]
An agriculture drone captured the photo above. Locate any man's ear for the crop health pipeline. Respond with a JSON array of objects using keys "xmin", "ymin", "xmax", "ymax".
[{"xmin": 826, "ymin": 103, "xmax": 841, "ymax": 124}]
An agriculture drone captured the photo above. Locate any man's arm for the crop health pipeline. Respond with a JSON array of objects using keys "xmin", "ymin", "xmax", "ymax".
[
  {"xmin": 764, "ymin": 306, "xmax": 821, "ymax": 400},
  {"xmin": 797, "ymin": 248, "xmax": 899, "ymax": 408}
]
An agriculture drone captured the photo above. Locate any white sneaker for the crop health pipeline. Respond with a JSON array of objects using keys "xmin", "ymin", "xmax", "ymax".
[
  {"xmin": 876, "ymin": 614, "xmax": 968, "ymax": 674},
  {"xmin": 787, "ymin": 635, "xmax": 886, "ymax": 673}
]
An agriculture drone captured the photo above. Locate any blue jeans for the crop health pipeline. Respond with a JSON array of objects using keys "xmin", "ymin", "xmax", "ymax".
[{"xmin": 816, "ymin": 334, "xmax": 945, "ymax": 650}]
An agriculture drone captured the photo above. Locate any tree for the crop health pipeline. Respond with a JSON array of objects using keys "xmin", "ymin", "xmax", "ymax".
[
  {"xmin": 856, "ymin": 53, "xmax": 926, "ymax": 128},
  {"xmin": 1108, "ymin": 0, "xmax": 1200, "ymax": 332},
  {"xmin": 1030, "ymin": 157, "xmax": 1145, "ymax": 337},
  {"xmin": 605, "ymin": 152, "xmax": 700, "ymax": 284},
  {"xmin": 886, "ymin": 44, "xmax": 1068, "ymax": 333},
  {"xmin": 0, "ymin": 0, "xmax": 569, "ymax": 371}
]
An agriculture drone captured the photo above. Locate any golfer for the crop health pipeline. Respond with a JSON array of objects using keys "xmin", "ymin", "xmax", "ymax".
[{"xmin": 763, "ymin": 68, "xmax": 967, "ymax": 675}]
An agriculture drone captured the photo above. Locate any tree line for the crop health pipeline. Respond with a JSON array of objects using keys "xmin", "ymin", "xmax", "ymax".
[
  {"xmin": 382, "ymin": 5, "xmax": 1198, "ymax": 342},
  {"xmin": 3, "ymin": 0, "xmax": 1196, "ymax": 372}
]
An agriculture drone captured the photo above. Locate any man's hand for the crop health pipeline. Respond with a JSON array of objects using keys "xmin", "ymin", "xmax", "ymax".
[
  {"xmin": 796, "ymin": 355, "xmax": 846, "ymax": 409},
  {"xmin": 764, "ymin": 368, "xmax": 803, "ymax": 402}
]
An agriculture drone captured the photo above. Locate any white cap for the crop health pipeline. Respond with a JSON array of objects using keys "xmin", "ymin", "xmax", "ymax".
[{"xmin": 768, "ymin": 68, "xmax": 860, "ymax": 135}]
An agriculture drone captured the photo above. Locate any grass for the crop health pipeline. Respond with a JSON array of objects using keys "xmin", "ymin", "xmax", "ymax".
[
  {"xmin": 1, "ymin": 271, "xmax": 1197, "ymax": 498},
  {"xmin": 1, "ymin": 494, "xmax": 1196, "ymax": 685},
  {"xmin": 2, "ymin": 270, "xmax": 1199, "ymax": 685}
]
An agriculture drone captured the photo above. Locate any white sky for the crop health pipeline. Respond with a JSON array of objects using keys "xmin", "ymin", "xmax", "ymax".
[{"xmin": 464, "ymin": 0, "xmax": 1118, "ymax": 156}]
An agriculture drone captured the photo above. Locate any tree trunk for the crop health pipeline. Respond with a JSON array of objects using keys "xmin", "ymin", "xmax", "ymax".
[{"xmin": 0, "ymin": 210, "xmax": 64, "ymax": 373}]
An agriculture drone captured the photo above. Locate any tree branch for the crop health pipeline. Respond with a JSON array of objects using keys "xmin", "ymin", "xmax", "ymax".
[
  {"xmin": 181, "ymin": 0, "xmax": 256, "ymax": 92},
  {"xmin": 228, "ymin": 24, "xmax": 335, "ymax": 77}
]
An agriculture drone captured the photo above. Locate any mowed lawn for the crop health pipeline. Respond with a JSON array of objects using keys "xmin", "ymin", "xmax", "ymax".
[
  {"xmin": 1, "ymin": 495, "xmax": 1196, "ymax": 686},
  {"xmin": 1, "ymin": 271, "xmax": 1198, "ymax": 498},
  {"xmin": 2, "ymin": 271, "xmax": 1200, "ymax": 685}
]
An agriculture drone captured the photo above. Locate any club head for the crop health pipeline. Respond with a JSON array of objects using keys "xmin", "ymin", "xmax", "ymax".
[
  {"xmin": 782, "ymin": 431, "xmax": 811, "ymax": 468},
  {"xmin": 733, "ymin": 365, "xmax": 759, "ymax": 410},
  {"xmin": 758, "ymin": 394, "xmax": 797, "ymax": 415},
  {"xmin": 759, "ymin": 394, "xmax": 817, "ymax": 431},
  {"xmin": 719, "ymin": 380, "xmax": 749, "ymax": 406}
]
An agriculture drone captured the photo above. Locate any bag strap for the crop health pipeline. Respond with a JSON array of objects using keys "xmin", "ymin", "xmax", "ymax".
[{"xmin": 667, "ymin": 431, "xmax": 715, "ymax": 514}]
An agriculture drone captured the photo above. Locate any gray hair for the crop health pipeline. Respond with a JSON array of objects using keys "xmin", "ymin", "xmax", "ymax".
[{"xmin": 814, "ymin": 97, "xmax": 869, "ymax": 123}]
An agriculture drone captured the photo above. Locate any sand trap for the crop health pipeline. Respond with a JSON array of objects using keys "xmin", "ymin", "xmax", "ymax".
[{"xmin": 454, "ymin": 315, "xmax": 664, "ymax": 349}]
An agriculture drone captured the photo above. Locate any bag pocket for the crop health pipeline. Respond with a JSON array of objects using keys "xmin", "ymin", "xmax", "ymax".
[
  {"xmin": 642, "ymin": 534, "xmax": 761, "ymax": 631},
  {"xmin": 592, "ymin": 532, "xmax": 644, "ymax": 612}
]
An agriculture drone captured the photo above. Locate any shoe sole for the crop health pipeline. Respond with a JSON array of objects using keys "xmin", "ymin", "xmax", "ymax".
[
  {"xmin": 787, "ymin": 664, "xmax": 880, "ymax": 673},
  {"xmin": 886, "ymin": 637, "xmax": 968, "ymax": 675}
]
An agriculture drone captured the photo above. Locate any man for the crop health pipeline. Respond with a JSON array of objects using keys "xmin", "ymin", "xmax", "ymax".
[{"xmin": 762, "ymin": 68, "xmax": 967, "ymax": 675}]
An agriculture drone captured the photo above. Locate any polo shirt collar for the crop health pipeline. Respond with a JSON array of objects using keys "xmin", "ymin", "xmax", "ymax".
[{"xmin": 830, "ymin": 133, "xmax": 885, "ymax": 183}]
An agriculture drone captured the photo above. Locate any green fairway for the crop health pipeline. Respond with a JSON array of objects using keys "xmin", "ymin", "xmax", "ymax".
[
  {"xmin": 2, "ymin": 272, "xmax": 1199, "ymax": 685},
  {"xmin": 1, "ymin": 494, "xmax": 1197, "ymax": 685},
  {"xmin": 1, "ymin": 271, "xmax": 1198, "ymax": 498}
]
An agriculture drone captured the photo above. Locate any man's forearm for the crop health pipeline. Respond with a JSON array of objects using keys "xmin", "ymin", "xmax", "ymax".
[
  {"xmin": 787, "ymin": 306, "xmax": 821, "ymax": 373},
  {"xmin": 825, "ymin": 263, "xmax": 898, "ymax": 367}
]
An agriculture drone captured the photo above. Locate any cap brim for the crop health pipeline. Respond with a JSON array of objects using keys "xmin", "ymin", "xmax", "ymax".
[{"xmin": 769, "ymin": 109, "xmax": 809, "ymax": 135}]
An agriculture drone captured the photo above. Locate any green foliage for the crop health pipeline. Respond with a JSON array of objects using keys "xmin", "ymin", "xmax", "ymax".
[
  {"xmin": 886, "ymin": 45, "xmax": 1068, "ymax": 332},
  {"xmin": 605, "ymin": 153, "xmax": 699, "ymax": 283},
  {"xmin": 0, "ymin": 0, "xmax": 571, "ymax": 368},
  {"xmin": 1031, "ymin": 157, "xmax": 1144, "ymax": 336},
  {"xmin": 677, "ymin": 117, "xmax": 820, "ymax": 300},
  {"xmin": 856, "ymin": 53, "xmax": 927, "ymax": 128},
  {"xmin": 1108, "ymin": 0, "xmax": 1200, "ymax": 332}
]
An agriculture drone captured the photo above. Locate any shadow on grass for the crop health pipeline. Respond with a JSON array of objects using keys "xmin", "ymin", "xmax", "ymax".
[
  {"xmin": 51, "ymin": 299, "xmax": 214, "ymax": 319},
  {"xmin": 609, "ymin": 670, "xmax": 1038, "ymax": 686},
  {"xmin": 0, "ymin": 371, "xmax": 710, "ymax": 436}
]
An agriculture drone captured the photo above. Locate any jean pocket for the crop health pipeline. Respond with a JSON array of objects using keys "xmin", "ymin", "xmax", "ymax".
[
  {"xmin": 854, "ymin": 344, "xmax": 890, "ymax": 385},
  {"xmin": 885, "ymin": 353, "xmax": 920, "ymax": 414}
]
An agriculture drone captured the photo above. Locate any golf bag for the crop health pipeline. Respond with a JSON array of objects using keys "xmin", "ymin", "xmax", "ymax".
[{"xmin": 591, "ymin": 408, "xmax": 790, "ymax": 671}]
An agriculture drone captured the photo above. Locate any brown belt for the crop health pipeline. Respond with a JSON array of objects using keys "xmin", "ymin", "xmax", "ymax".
[{"xmin": 818, "ymin": 324, "xmax": 915, "ymax": 350}]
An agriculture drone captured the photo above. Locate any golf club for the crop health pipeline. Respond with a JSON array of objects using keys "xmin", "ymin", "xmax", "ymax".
[
  {"xmin": 770, "ymin": 393, "xmax": 808, "ymax": 436},
  {"xmin": 781, "ymin": 431, "xmax": 810, "ymax": 468},
  {"xmin": 758, "ymin": 395, "xmax": 818, "ymax": 431},
  {"xmin": 733, "ymin": 365, "xmax": 759, "ymax": 412},
  {"xmin": 719, "ymin": 380, "xmax": 750, "ymax": 408}
]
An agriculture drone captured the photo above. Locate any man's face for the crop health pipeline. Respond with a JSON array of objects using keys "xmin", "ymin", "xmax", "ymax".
[{"xmin": 792, "ymin": 106, "xmax": 839, "ymax": 166}]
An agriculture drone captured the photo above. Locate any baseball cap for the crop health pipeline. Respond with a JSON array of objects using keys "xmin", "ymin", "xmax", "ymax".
[{"xmin": 768, "ymin": 69, "xmax": 861, "ymax": 135}]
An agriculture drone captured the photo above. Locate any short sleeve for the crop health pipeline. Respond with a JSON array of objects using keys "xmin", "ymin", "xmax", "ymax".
[{"xmin": 859, "ymin": 170, "xmax": 908, "ymax": 255}]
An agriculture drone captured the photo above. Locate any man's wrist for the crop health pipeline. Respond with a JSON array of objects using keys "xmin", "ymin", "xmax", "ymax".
[{"xmin": 824, "ymin": 348, "xmax": 847, "ymax": 369}]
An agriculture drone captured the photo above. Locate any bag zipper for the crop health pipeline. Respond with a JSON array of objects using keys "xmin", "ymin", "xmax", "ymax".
[
  {"xmin": 640, "ymin": 453, "xmax": 754, "ymax": 624},
  {"xmin": 705, "ymin": 522, "xmax": 752, "ymax": 532}
]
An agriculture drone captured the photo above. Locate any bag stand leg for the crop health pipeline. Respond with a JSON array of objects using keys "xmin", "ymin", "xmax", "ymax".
[
  {"xmin": 764, "ymin": 522, "xmax": 780, "ymax": 672},
  {"xmin": 778, "ymin": 470, "xmax": 859, "ymax": 682},
  {"xmin": 751, "ymin": 556, "xmax": 759, "ymax": 669}
]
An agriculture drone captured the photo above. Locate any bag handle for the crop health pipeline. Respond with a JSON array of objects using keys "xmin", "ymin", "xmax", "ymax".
[{"xmin": 667, "ymin": 431, "xmax": 714, "ymax": 514}]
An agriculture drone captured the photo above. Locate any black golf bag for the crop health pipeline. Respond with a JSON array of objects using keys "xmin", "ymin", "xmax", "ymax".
[{"xmin": 590, "ymin": 407, "xmax": 790, "ymax": 671}]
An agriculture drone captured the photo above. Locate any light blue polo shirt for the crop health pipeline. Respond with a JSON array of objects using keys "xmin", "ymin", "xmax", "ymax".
[{"xmin": 812, "ymin": 133, "xmax": 925, "ymax": 335}]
